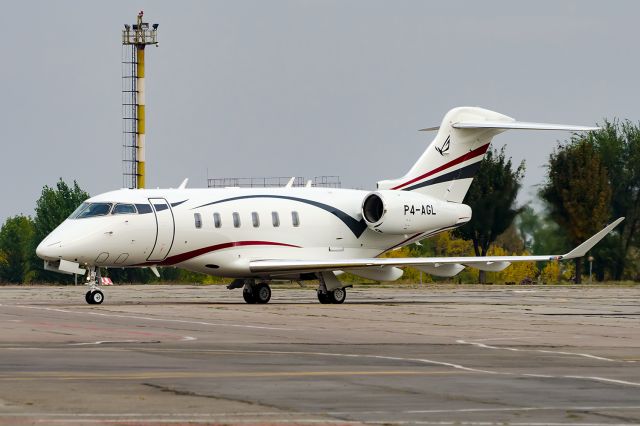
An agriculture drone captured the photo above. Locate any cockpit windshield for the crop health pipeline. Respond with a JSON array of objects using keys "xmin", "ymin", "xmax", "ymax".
[
  {"xmin": 68, "ymin": 201, "xmax": 151, "ymax": 219},
  {"xmin": 68, "ymin": 202, "xmax": 113, "ymax": 219}
]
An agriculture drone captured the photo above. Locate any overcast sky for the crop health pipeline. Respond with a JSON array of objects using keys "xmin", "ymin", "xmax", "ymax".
[{"xmin": 0, "ymin": 1, "xmax": 637, "ymax": 222}]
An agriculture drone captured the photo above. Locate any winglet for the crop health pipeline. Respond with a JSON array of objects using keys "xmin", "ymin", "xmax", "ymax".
[
  {"xmin": 562, "ymin": 217, "xmax": 624, "ymax": 260},
  {"xmin": 178, "ymin": 178, "xmax": 189, "ymax": 189}
]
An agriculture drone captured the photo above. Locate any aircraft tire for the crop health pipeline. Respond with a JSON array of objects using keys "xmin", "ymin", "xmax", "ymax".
[
  {"xmin": 89, "ymin": 290, "xmax": 104, "ymax": 305},
  {"xmin": 329, "ymin": 287, "xmax": 346, "ymax": 304},
  {"xmin": 254, "ymin": 283, "xmax": 271, "ymax": 304},
  {"xmin": 85, "ymin": 291, "xmax": 93, "ymax": 305},
  {"xmin": 317, "ymin": 290, "xmax": 331, "ymax": 304},
  {"xmin": 243, "ymin": 288, "xmax": 256, "ymax": 304}
]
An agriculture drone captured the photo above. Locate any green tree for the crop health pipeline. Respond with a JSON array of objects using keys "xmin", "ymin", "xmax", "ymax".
[
  {"xmin": 0, "ymin": 216, "xmax": 35, "ymax": 283},
  {"xmin": 31, "ymin": 179, "xmax": 89, "ymax": 283},
  {"xmin": 454, "ymin": 146, "xmax": 525, "ymax": 283},
  {"xmin": 584, "ymin": 121, "xmax": 640, "ymax": 280},
  {"xmin": 540, "ymin": 140, "xmax": 611, "ymax": 283},
  {"xmin": 515, "ymin": 205, "xmax": 538, "ymax": 251}
]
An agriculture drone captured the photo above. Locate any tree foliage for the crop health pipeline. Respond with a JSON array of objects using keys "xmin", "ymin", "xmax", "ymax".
[
  {"xmin": 30, "ymin": 179, "xmax": 89, "ymax": 282},
  {"xmin": 0, "ymin": 216, "xmax": 35, "ymax": 283},
  {"xmin": 454, "ymin": 146, "xmax": 525, "ymax": 283},
  {"xmin": 540, "ymin": 140, "xmax": 611, "ymax": 283},
  {"xmin": 485, "ymin": 245, "xmax": 538, "ymax": 284},
  {"xmin": 583, "ymin": 121, "xmax": 640, "ymax": 280}
]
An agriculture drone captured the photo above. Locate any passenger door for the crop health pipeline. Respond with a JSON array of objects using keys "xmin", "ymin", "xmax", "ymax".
[{"xmin": 147, "ymin": 198, "xmax": 175, "ymax": 262}]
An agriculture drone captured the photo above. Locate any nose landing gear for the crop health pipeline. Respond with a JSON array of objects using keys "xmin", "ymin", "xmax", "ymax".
[
  {"xmin": 85, "ymin": 289, "xmax": 104, "ymax": 305},
  {"xmin": 84, "ymin": 266, "xmax": 105, "ymax": 305}
]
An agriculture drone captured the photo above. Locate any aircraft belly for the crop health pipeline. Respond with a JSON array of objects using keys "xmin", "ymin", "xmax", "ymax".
[{"xmin": 176, "ymin": 246, "xmax": 381, "ymax": 278}]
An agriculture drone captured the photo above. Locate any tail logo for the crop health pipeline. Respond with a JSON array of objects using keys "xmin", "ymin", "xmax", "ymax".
[{"xmin": 435, "ymin": 135, "xmax": 451, "ymax": 156}]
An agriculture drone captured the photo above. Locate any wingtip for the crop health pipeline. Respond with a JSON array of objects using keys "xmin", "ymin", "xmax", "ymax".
[{"xmin": 563, "ymin": 217, "xmax": 625, "ymax": 259}]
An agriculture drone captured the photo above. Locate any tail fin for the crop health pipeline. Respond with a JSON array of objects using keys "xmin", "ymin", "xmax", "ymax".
[{"xmin": 377, "ymin": 106, "xmax": 598, "ymax": 203}]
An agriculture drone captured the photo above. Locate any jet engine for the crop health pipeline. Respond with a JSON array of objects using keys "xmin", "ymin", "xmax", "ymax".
[{"xmin": 361, "ymin": 190, "xmax": 471, "ymax": 235}]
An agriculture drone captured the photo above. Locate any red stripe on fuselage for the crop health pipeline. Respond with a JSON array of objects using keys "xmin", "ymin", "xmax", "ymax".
[
  {"xmin": 137, "ymin": 241, "xmax": 301, "ymax": 266},
  {"xmin": 391, "ymin": 143, "xmax": 490, "ymax": 190}
]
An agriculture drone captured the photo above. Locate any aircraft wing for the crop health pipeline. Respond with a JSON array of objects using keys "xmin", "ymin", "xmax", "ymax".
[{"xmin": 249, "ymin": 218, "xmax": 624, "ymax": 275}]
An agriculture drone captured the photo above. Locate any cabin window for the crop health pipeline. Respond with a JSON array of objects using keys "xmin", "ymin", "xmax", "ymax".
[
  {"xmin": 272, "ymin": 211, "xmax": 280, "ymax": 227},
  {"xmin": 112, "ymin": 203, "xmax": 137, "ymax": 215},
  {"xmin": 194, "ymin": 213, "xmax": 202, "ymax": 229},
  {"xmin": 213, "ymin": 212, "xmax": 221, "ymax": 228},
  {"xmin": 233, "ymin": 212, "xmax": 241, "ymax": 228},
  {"xmin": 292, "ymin": 211, "xmax": 300, "ymax": 227},
  {"xmin": 252, "ymin": 212, "xmax": 260, "ymax": 228}
]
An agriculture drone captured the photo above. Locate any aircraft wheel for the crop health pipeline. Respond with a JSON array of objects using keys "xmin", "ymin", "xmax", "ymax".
[
  {"xmin": 243, "ymin": 287, "xmax": 256, "ymax": 304},
  {"xmin": 254, "ymin": 283, "xmax": 271, "ymax": 304},
  {"xmin": 89, "ymin": 290, "xmax": 104, "ymax": 305},
  {"xmin": 85, "ymin": 291, "xmax": 93, "ymax": 305},
  {"xmin": 329, "ymin": 287, "xmax": 346, "ymax": 304},
  {"xmin": 317, "ymin": 290, "xmax": 331, "ymax": 304}
]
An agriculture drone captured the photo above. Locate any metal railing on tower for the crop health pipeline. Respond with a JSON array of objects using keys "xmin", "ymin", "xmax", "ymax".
[{"xmin": 207, "ymin": 176, "xmax": 342, "ymax": 188}]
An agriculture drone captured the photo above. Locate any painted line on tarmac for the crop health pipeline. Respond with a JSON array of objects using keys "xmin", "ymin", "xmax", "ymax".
[
  {"xmin": 67, "ymin": 340, "xmax": 140, "ymax": 346},
  {"xmin": 135, "ymin": 348, "xmax": 640, "ymax": 388},
  {"xmin": 66, "ymin": 336, "xmax": 196, "ymax": 345},
  {"xmin": 0, "ymin": 369, "xmax": 464, "ymax": 381},
  {"xmin": 397, "ymin": 405, "xmax": 640, "ymax": 415},
  {"xmin": 457, "ymin": 339, "xmax": 635, "ymax": 363},
  {"xmin": 10, "ymin": 305, "xmax": 295, "ymax": 331},
  {"xmin": 0, "ymin": 418, "xmax": 637, "ymax": 426},
  {"xmin": 367, "ymin": 423, "xmax": 639, "ymax": 426},
  {"xmin": 4, "ymin": 405, "xmax": 640, "ymax": 417},
  {"xmin": 0, "ymin": 419, "xmax": 355, "ymax": 425}
]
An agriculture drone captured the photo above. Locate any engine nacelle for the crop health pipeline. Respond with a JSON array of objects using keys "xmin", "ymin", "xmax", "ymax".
[{"xmin": 361, "ymin": 190, "xmax": 471, "ymax": 235}]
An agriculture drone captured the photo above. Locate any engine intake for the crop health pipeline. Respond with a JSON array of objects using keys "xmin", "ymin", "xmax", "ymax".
[
  {"xmin": 361, "ymin": 190, "xmax": 471, "ymax": 235},
  {"xmin": 362, "ymin": 192, "xmax": 385, "ymax": 223}
]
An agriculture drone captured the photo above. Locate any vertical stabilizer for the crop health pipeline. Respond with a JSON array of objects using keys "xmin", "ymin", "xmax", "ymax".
[{"xmin": 377, "ymin": 107, "xmax": 513, "ymax": 202}]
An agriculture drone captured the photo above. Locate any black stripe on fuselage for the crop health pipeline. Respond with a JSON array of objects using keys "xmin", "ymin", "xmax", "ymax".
[
  {"xmin": 171, "ymin": 200, "xmax": 188, "ymax": 207},
  {"xmin": 192, "ymin": 195, "xmax": 368, "ymax": 238},
  {"xmin": 402, "ymin": 161, "xmax": 483, "ymax": 192}
]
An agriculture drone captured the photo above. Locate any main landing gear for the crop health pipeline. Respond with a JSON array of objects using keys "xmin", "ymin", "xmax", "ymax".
[
  {"xmin": 317, "ymin": 287, "xmax": 346, "ymax": 304},
  {"xmin": 84, "ymin": 266, "xmax": 104, "ymax": 305},
  {"xmin": 317, "ymin": 271, "xmax": 348, "ymax": 304},
  {"xmin": 242, "ymin": 281, "xmax": 272, "ymax": 304},
  {"xmin": 228, "ymin": 275, "xmax": 349, "ymax": 305}
]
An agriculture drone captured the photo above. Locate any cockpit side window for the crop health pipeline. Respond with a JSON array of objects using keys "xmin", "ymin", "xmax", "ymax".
[
  {"xmin": 135, "ymin": 203, "xmax": 152, "ymax": 214},
  {"xmin": 112, "ymin": 203, "xmax": 137, "ymax": 215},
  {"xmin": 75, "ymin": 203, "xmax": 113, "ymax": 218},
  {"xmin": 68, "ymin": 202, "xmax": 90, "ymax": 219}
]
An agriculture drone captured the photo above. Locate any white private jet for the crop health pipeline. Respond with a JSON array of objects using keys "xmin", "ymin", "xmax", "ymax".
[{"xmin": 36, "ymin": 107, "xmax": 623, "ymax": 305}]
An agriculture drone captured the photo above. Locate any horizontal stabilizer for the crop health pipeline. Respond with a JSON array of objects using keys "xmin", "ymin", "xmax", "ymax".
[{"xmin": 452, "ymin": 121, "xmax": 600, "ymax": 132}]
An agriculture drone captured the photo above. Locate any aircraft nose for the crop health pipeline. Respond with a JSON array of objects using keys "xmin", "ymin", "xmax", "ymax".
[{"xmin": 36, "ymin": 238, "xmax": 63, "ymax": 261}]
